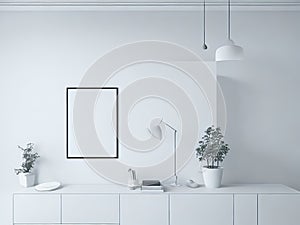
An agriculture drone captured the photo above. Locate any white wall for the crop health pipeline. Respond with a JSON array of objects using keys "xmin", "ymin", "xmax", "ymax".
[
  {"xmin": 217, "ymin": 10, "xmax": 300, "ymax": 189},
  {"xmin": 0, "ymin": 7, "xmax": 300, "ymax": 224}
]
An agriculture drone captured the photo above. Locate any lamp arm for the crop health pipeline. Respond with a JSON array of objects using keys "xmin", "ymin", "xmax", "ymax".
[
  {"xmin": 161, "ymin": 120, "xmax": 178, "ymax": 183},
  {"xmin": 160, "ymin": 121, "xmax": 177, "ymax": 132}
]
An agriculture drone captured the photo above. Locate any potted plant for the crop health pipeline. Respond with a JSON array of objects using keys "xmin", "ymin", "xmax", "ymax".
[
  {"xmin": 196, "ymin": 126, "xmax": 230, "ymax": 188},
  {"xmin": 14, "ymin": 143, "xmax": 39, "ymax": 187}
]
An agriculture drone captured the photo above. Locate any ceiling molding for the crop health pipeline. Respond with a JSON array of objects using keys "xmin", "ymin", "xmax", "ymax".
[
  {"xmin": 1, "ymin": 1, "xmax": 300, "ymax": 7},
  {"xmin": 0, "ymin": 1, "xmax": 300, "ymax": 11}
]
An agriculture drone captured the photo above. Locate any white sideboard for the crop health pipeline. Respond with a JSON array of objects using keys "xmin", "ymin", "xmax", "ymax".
[{"xmin": 13, "ymin": 184, "xmax": 300, "ymax": 225}]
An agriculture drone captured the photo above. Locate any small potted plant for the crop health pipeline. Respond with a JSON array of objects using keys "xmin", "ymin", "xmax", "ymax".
[
  {"xmin": 196, "ymin": 126, "xmax": 230, "ymax": 188},
  {"xmin": 15, "ymin": 143, "xmax": 39, "ymax": 187}
]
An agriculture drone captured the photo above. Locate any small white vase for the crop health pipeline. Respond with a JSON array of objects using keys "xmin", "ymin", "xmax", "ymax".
[
  {"xmin": 202, "ymin": 166, "xmax": 223, "ymax": 188},
  {"xmin": 19, "ymin": 173, "xmax": 35, "ymax": 187},
  {"xmin": 128, "ymin": 179, "xmax": 139, "ymax": 190}
]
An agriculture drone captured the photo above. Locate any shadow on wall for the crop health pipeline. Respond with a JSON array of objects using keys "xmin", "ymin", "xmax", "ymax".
[{"xmin": 217, "ymin": 75, "xmax": 299, "ymax": 190}]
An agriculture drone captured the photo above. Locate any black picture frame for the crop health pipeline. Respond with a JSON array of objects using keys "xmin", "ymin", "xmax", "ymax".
[{"xmin": 66, "ymin": 87, "xmax": 119, "ymax": 159}]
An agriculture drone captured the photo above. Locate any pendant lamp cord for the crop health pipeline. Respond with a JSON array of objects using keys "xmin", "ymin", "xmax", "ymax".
[
  {"xmin": 228, "ymin": 0, "xmax": 231, "ymax": 40},
  {"xmin": 203, "ymin": 0, "xmax": 206, "ymax": 45},
  {"xmin": 202, "ymin": 0, "xmax": 208, "ymax": 49}
]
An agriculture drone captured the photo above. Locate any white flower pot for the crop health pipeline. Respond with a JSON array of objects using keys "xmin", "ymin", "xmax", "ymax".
[
  {"xmin": 202, "ymin": 167, "xmax": 223, "ymax": 188},
  {"xmin": 19, "ymin": 173, "xmax": 35, "ymax": 187}
]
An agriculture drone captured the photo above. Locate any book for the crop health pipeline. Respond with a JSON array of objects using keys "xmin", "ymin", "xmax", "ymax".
[
  {"xmin": 141, "ymin": 180, "xmax": 164, "ymax": 192},
  {"xmin": 141, "ymin": 189, "xmax": 164, "ymax": 193},
  {"xmin": 142, "ymin": 186, "xmax": 164, "ymax": 190},
  {"xmin": 142, "ymin": 180, "xmax": 161, "ymax": 186}
]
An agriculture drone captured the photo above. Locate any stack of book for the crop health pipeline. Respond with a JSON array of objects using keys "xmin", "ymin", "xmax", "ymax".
[{"xmin": 141, "ymin": 180, "xmax": 164, "ymax": 192}]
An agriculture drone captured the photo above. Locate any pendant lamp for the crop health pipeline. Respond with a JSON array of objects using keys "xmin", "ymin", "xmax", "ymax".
[{"xmin": 215, "ymin": 0, "xmax": 243, "ymax": 61}]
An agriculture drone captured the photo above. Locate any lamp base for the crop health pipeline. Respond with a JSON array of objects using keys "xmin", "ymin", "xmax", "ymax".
[
  {"xmin": 169, "ymin": 182, "xmax": 181, "ymax": 187},
  {"xmin": 169, "ymin": 175, "xmax": 181, "ymax": 187}
]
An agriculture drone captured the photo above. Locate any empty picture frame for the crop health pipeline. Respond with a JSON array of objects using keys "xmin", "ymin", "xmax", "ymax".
[{"xmin": 66, "ymin": 87, "xmax": 119, "ymax": 159}]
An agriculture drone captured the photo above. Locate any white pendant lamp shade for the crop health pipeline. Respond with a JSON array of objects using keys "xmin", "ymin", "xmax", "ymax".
[
  {"xmin": 216, "ymin": 39, "xmax": 244, "ymax": 61},
  {"xmin": 215, "ymin": 0, "xmax": 244, "ymax": 61}
]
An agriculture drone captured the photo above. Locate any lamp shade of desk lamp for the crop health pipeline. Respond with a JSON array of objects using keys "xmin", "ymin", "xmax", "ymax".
[{"xmin": 148, "ymin": 118, "xmax": 164, "ymax": 140}]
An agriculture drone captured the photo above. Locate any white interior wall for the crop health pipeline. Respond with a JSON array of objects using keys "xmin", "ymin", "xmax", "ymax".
[{"xmin": 0, "ymin": 8, "xmax": 300, "ymax": 224}]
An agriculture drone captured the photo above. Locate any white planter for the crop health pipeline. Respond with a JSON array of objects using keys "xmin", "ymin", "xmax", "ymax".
[
  {"xmin": 19, "ymin": 173, "xmax": 35, "ymax": 188},
  {"xmin": 202, "ymin": 166, "xmax": 223, "ymax": 188}
]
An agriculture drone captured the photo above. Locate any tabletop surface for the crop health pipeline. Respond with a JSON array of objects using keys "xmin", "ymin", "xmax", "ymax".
[{"xmin": 14, "ymin": 183, "xmax": 299, "ymax": 194}]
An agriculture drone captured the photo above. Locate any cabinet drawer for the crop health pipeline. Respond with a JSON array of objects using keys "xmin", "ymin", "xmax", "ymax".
[
  {"xmin": 170, "ymin": 194, "xmax": 233, "ymax": 225},
  {"xmin": 258, "ymin": 194, "xmax": 300, "ymax": 225},
  {"xmin": 62, "ymin": 194, "xmax": 119, "ymax": 223},
  {"xmin": 120, "ymin": 194, "xmax": 168, "ymax": 225},
  {"xmin": 14, "ymin": 194, "xmax": 61, "ymax": 224},
  {"xmin": 234, "ymin": 194, "xmax": 257, "ymax": 225}
]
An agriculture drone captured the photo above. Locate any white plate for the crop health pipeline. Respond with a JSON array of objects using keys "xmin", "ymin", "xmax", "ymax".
[{"xmin": 35, "ymin": 182, "xmax": 61, "ymax": 191}]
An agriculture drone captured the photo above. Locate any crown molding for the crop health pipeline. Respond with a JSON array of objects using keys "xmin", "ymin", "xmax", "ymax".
[
  {"xmin": 0, "ymin": 1, "xmax": 300, "ymax": 11},
  {"xmin": 0, "ymin": 1, "xmax": 300, "ymax": 6}
]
